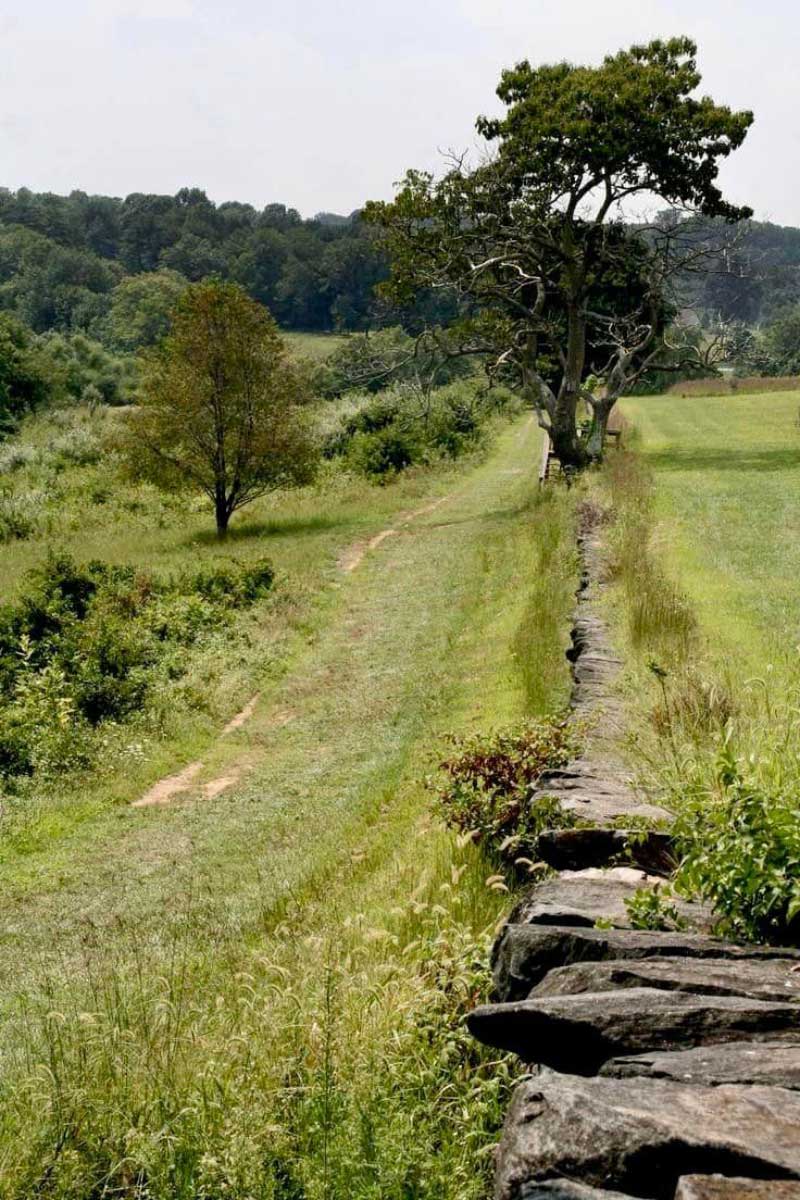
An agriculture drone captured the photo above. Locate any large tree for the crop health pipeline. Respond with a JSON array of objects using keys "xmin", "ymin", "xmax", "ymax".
[
  {"xmin": 125, "ymin": 281, "xmax": 317, "ymax": 536},
  {"xmin": 366, "ymin": 37, "xmax": 753, "ymax": 466}
]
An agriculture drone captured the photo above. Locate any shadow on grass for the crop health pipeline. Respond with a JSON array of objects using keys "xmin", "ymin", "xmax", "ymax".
[
  {"xmin": 187, "ymin": 514, "xmax": 346, "ymax": 546},
  {"xmin": 643, "ymin": 446, "xmax": 800, "ymax": 473}
]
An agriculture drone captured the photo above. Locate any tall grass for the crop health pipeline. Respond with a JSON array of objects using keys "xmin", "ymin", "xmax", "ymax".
[
  {"xmin": 606, "ymin": 449, "xmax": 697, "ymax": 664},
  {"xmin": 667, "ymin": 374, "xmax": 800, "ymax": 397},
  {"xmin": 0, "ymin": 837, "xmax": 514, "ymax": 1200},
  {"xmin": 602, "ymin": 436, "xmax": 800, "ymax": 945},
  {"xmin": 513, "ymin": 487, "xmax": 577, "ymax": 714},
  {"xmin": 0, "ymin": 417, "xmax": 571, "ymax": 1198}
]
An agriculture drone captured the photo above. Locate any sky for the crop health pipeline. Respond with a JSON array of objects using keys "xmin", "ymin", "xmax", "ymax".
[{"xmin": 1, "ymin": 0, "xmax": 798, "ymax": 224}]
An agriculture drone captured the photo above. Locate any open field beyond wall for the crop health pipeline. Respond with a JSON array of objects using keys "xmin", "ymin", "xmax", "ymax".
[
  {"xmin": 619, "ymin": 390, "xmax": 800, "ymax": 680},
  {"xmin": 0, "ymin": 414, "xmax": 577, "ymax": 1199}
]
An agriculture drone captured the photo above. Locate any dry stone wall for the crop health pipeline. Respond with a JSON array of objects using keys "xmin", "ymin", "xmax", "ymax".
[{"xmin": 468, "ymin": 508, "xmax": 800, "ymax": 1200}]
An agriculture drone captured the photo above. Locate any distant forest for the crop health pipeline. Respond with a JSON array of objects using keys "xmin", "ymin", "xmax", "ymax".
[
  {"xmin": 0, "ymin": 186, "xmax": 799, "ymax": 348},
  {"xmin": 0, "ymin": 186, "xmax": 456, "ymax": 344}
]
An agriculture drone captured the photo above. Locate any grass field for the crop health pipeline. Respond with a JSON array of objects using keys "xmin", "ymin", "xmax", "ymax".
[
  {"xmin": 283, "ymin": 330, "xmax": 349, "ymax": 360},
  {"xmin": 619, "ymin": 390, "xmax": 800, "ymax": 676},
  {"xmin": 608, "ymin": 390, "xmax": 800, "ymax": 942},
  {"xmin": 0, "ymin": 412, "xmax": 576, "ymax": 1198}
]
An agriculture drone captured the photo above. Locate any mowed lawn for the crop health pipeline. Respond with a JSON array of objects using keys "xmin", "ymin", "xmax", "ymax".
[{"xmin": 620, "ymin": 391, "xmax": 800, "ymax": 675}]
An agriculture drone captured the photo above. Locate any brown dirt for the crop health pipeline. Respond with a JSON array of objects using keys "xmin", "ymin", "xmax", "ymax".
[
  {"xmin": 132, "ymin": 760, "xmax": 203, "ymax": 808},
  {"xmin": 338, "ymin": 493, "xmax": 453, "ymax": 573},
  {"xmin": 223, "ymin": 693, "xmax": 260, "ymax": 734},
  {"xmin": 201, "ymin": 769, "xmax": 242, "ymax": 800}
]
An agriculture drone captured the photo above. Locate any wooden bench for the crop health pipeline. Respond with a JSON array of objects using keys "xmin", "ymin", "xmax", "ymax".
[{"xmin": 539, "ymin": 432, "xmax": 554, "ymax": 484}]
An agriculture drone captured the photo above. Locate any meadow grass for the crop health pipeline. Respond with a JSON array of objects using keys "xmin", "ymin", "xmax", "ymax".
[
  {"xmin": 283, "ymin": 331, "xmax": 349, "ymax": 361},
  {"xmin": 666, "ymin": 374, "xmax": 800, "ymax": 397},
  {"xmin": 601, "ymin": 392, "xmax": 800, "ymax": 941},
  {"xmin": 618, "ymin": 390, "xmax": 800, "ymax": 678},
  {"xmin": 0, "ymin": 414, "xmax": 577, "ymax": 1197}
]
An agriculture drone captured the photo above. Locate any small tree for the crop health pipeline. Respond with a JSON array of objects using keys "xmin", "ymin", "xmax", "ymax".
[
  {"xmin": 125, "ymin": 281, "xmax": 317, "ymax": 536},
  {"xmin": 366, "ymin": 37, "xmax": 753, "ymax": 467}
]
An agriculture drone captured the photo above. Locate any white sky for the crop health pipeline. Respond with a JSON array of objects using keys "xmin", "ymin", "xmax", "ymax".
[{"xmin": 1, "ymin": 0, "xmax": 797, "ymax": 224}]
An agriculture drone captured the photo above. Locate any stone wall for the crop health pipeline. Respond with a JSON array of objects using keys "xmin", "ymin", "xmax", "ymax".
[{"xmin": 467, "ymin": 508, "xmax": 800, "ymax": 1200}]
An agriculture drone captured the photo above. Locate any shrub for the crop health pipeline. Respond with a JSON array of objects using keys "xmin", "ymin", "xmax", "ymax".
[
  {"xmin": 0, "ymin": 649, "xmax": 92, "ymax": 778},
  {"xmin": 0, "ymin": 552, "xmax": 276, "ymax": 782},
  {"xmin": 674, "ymin": 740, "xmax": 800, "ymax": 944},
  {"xmin": 624, "ymin": 884, "xmax": 687, "ymax": 932},
  {"xmin": 0, "ymin": 442, "xmax": 37, "ymax": 475},
  {"xmin": 432, "ymin": 717, "xmax": 577, "ymax": 868},
  {"xmin": 188, "ymin": 557, "xmax": 274, "ymax": 607},
  {"xmin": 325, "ymin": 382, "xmax": 513, "ymax": 481},
  {"xmin": 50, "ymin": 425, "xmax": 102, "ymax": 466},
  {"xmin": 0, "ymin": 491, "xmax": 44, "ymax": 542},
  {"xmin": 347, "ymin": 426, "xmax": 419, "ymax": 479}
]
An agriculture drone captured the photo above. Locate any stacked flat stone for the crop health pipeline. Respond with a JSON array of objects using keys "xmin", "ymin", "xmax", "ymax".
[{"xmin": 468, "ymin": 514, "xmax": 800, "ymax": 1200}]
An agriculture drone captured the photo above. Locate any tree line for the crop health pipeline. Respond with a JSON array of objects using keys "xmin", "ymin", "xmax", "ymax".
[
  {"xmin": 0, "ymin": 187, "xmax": 455, "ymax": 342},
  {"xmin": 1, "ymin": 185, "xmax": 799, "ymax": 353}
]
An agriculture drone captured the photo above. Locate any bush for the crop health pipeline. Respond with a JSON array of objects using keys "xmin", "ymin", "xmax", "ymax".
[
  {"xmin": 0, "ymin": 491, "xmax": 44, "ymax": 542},
  {"xmin": 624, "ymin": 885, "xmax": 687, "ymax": 932},
  {"xmin": 325, "ymin": 382, "xmax": 513, "ymax": 481},
  {"xmin": 0, "ymin": 442, "xmax": 37, "ymax": 474},
  {"xmin": 347, "ymin": 426, "xmax": 419, "ymax": 479},
  {"xmin": 188, "ymin": 557, "xmax": 274, "ymax": 606},
  {"xmin": 36, "ymin": 330, "xmax": 139, "ymax": 407},
  {"xmin": 674, "ymin": 740, "xmax": 800, "ymax": 944},
  {"xmin": 432, "ymin": 717, "xmax": 577, "ymax": 868},
  {"xmin": 50, "ymin": 425, "xmax": 102, "ymax": 466},
  {"xmin": 0, "ymin": 552, "xmax": 276, "ymax": 782}
]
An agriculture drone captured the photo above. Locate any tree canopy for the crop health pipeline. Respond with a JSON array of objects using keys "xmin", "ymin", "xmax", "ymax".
[
  {"xmin": 366, "ymin": 37, "xmax": 754, "ymax": 465},
  {"xmin": 125, "ymin": 281, "xmax": 318, "ymax": 535}
]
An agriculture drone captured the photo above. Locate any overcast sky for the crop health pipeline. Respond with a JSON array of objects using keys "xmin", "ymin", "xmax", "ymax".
[{"xmin": 1, "ymin": 0, "xmax": 797, "ymax": 224}]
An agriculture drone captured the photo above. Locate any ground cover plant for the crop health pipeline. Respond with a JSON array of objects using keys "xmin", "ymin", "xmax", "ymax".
[
  {"xmin": 605, "ymin": 390, "xmax": 800, "ymax": 945},
  {"xmin": 432, "ymin": 717, "xmax": 576, "ymax": 872}
]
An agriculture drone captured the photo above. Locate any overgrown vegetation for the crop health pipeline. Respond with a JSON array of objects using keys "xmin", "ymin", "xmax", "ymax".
[
  {"xmin": 323, "ymin": 381, "xmax": 517, "ymax": 480},
  {"xmin": 0, "ymin": 416, "xmax": 572, "ymax": 1199},
  {"xmin": 624, "ymin": 884, "xmax": 687, "ymax": 932},
  {"xmin": 0, "ymin": 551, "xmax": 273, "ymax": 782},
  {"xmin": 672, "ymin": 738, "xmax": 800, "ymax": 943},
  {"xmin": 432, "ymin": 716, "xmax": 577, "ymax": 871}
]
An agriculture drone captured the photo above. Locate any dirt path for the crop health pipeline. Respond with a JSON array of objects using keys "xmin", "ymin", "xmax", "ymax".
[
  {"xmin": 338, "ymin": 493, "xmax": 454, "ymax": 573},
  {"xmin": 132, "ymin": 489, "xmax": 458, "ymax": 809}
]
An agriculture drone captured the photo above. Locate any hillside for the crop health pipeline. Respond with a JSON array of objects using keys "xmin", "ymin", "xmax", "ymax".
[{"xmin": 0, "ymin": 186, "xmax": 451, "ymax": 339}]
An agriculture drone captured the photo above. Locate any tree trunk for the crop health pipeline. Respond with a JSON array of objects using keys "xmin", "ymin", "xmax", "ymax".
[
  {"xmin": 551, "ymin": 290, "xmax": 590, "ymax": 469},
  {"xmin": 586, "ymin": 397, "xmax": 617, "ymax": 461},
  {"xmin": 215, "ymin": 490, "xmax": 230, "ymax": 539},
  {"xmin": 550, "ymin": 395, "xmax": 588, "ymax": 469}
]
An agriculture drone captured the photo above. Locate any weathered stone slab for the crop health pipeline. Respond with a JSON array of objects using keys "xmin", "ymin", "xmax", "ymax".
[
  {"xmin": 496, "ymin": 1074, "xmax": 800, "ymax": 1200},
  {"xmin": 491, "ymin": 923, "xmax": 800, "ymax": 1003},
  {"xmin": 544, "ymin": 791, "xmax": 671, "ymax": 826},
  {"xmin": 675, "ymin": 1177, "xmax": 800, "ymax": 1199},
  {"xmin": 531, "ymin": 957, "xmax": 800, "ymax": 1004},
  {"xmin": 467, "ymin": 988, "xmax": 800, "ymax": 1071},
  {"xmin": 536, "ymin": 828, "xmax": 675, "ymax": 875},
  {"xmin": 508, "ymin": 868, "xmax": 713, "ymax": 933},
  {"xmin": 602, "ymin": 1040, "xmax": 800, "ymax": 1090},
  {"xmin": 518, "ymin": 1183, "xmax": 634, "ymax": 1199}
]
